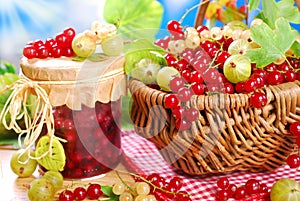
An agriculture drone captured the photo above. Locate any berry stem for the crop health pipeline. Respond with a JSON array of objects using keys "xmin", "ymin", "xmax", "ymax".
[
  {"xmin": 179, "ymin": 0, "xmax": 210, "ymax": 24},
  {"xmin": 128, "ymin": 172, "xmax": 191, "ymax": 198},
  {"xmin": 115, "ymin": 170, "xmax": 135, "ymax": 193}
]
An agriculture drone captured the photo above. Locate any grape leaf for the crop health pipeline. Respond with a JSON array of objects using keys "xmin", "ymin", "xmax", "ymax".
[
  {"xmin": 246, "ymin": 17, "xmax": 298, "ymax": 68},
  {"xmin": 256, "ymin": 0, "xmax": 300, "ymax": 28},
  {"xmin": 104, "ymin": 0, "xmax": 163, "ymax": 41},
  {"xmin": 291, "ymin": 40, "xmax": 300, "ymax": 56},
  {"xmin": 124, "ymin": 39, "xmax": 166, "ymax": 75},
  {"xmin": 101, "ymin": 186, "xmax": 119, "ymax": 201}
]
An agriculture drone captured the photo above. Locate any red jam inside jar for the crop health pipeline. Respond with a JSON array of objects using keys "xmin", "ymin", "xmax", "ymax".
[{"xmin": 52, "ymin": 100, "xmax": 122, "ymax": 179}]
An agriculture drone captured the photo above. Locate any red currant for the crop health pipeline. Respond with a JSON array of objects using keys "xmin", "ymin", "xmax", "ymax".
[
  {"xmin": 250, "ymin": 92, "xmax": 267, "ymax": 108},
  {"xmin": 184, "ymin": 107, "xmax": 199, "ymax": 122},
  {"xmin": 286, "ymin": 154, "xmax": 300, "ymax": 168},
  {"xmin": 289, "ymin": 122, "xmax": 300, "ymax": 137},
  {"xmin": 252, "ymin": 69, "xmax": 268, "ymax": 80},
  {"xmin": 285, "ymin": 70, "xmax": 296, "ymax": 82},
  {"xmin": 147, "ymin": 173, "xmax": 166, "ymax": 188},
  {"xmin": 23, "ymin": 45, "xmax": 37, "ymax": 59},
  {"xmin": 175, "ymin": 118, "xmax": 192, "ymax": 131},
  {"xmin": 165, "ymin": 94, "xmax": 179, "ymax": 109},
  {"xmin": 234, "ymin": 186, "xmax": 246, "ymax": 199},
  {"xmin": 227, "ymin": 183, "xmax": 237, "ymax": 197},
  {"xmin": 172, "ymin": 106, "xmax": 185, "ymax": 120},
  {"xmin": 177, "ymin": 87, "xmax": 192, "ymax": 102},
  {"xmin": 56, "ymin": 32, "xmax": 70, "ymax": 48},
  {"xmin": 196, "ymin": 25, "xmax": 209, "ymax": 33},
  {"xmin": 174, "ymin": 191, "xmax": 191, "ymax": 201},
  {"xmin": 63, "ymin": 27, "xmax": 76, "ymax": 42},
  {"xmin": 267, "ymin": 71, "xmax": 284, "ymax": 85},
  {"xmin": 168, "ymin": 176, "xmax": 183, "ymax": 192},
  {"xmin": 224, "ymin": 82, "xmax": 235, "ymax": 94},
  {"xmin": 59, "ymin": 190, "xmax": 75, "ymax": 201},
  {"xmin": 278, "ymin": 62, "xmax": 291, "ymax": 72},
  {"xmin": 86, "ymin": 183, "xmax": 102, "ymax": 199},
  {"xmin": 215, "ymin": 189, "xmax": 230, "ymax": 201},
  {"xmin": 243, "ymin": 78, "xmax": 257, "ymax": 93},
  {"xmin": 265, "ymin": 63, "xmax": 277, "ymax": 71},
  {"xmin": 235, "ymin": 82, "xmax": 244, "ymax": 93},
  {"xmin": 63, "ymin": 48, "xmax": 76, "ymax": 57},
  {"xmin": 175, "ymin": 59, "xmax": 189, "ymax": 71},
  {"xmin": 155, "ymin": 36, "xmax": 170, "ymax": 50},
  {"xmin": 190, "ymin": 82, "xmax": 205, "ymax": 95},
  {"xmin": 216, "ymin": 51, "xmax": 230, "ymax": 66},
  {"xmin": 181, "ymin": 69, "xmax": 192, "ymax": 83},
  {"xmin": 45, "ymin": 37, "xmax": 56, "ymax": 47},
  {"xmin": 190, "ymin": 71, "xmax": 204, "ymax": 84},
  {"xmin": 51, "ymin": 45, "xmax": 63, "ymax": 58},
  {"xmin": 259, "ymin": 183, "xmax": 270, "ymax": 193},
  {"xmin": 203, "ymin": 68, "xmax": 221, "ymax": 84},
  {"xmin": 33, "ymin": 39, "xmax": 44, "ymax": 49},
  {"xmin": 217, "ymin": 177, "xmax": 230, "ymax": 190},
  {"xmin": 73, "ymin": 187, "xmax": 87, "ymax": 201},
  {"xmin": 167, "ymin": 20, "xmax": 182, "ymax": 33},
  {"xmin": 245, "ymin": 179, "xmax": 260, "ymax": 195},
  {"xmin": 164, "ymin": 53, "xmax": 177, "ymax": 66},
  {"xmin": 169, "ymin": 77, "xmax": 185, "ymax": 92},
  {"xmin": 37, "ymin": 46, "xmax": 49, "ymax": 59}
]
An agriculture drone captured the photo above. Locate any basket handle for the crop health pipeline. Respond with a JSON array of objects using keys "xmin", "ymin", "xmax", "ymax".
[
  {"xmin": 296, "ymin": 0, "xmax": 300, "ymax": 10},
  {"xmin": 194, "ymin": 0, "xmax": 210, "ymax": 28}
]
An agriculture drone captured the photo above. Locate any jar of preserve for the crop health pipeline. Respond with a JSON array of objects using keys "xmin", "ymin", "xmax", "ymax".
[{"xmin": 20, "ymin": 55, "xmax": 126, "ymax": 178}]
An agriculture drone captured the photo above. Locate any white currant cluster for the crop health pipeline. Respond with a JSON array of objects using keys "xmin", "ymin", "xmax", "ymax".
[
  {"xmin": 91, "ymin": 21, "xmax": 117, "ymax": 43},
  {"xmin": 167, "ymin": 27, "xmax": 201, "ymax": 54},
  {"xmin": 112, "ymin": 181, "xmax": 156, "ymax": 201},
  {"xmin": 166, "ymin": 19, "xmax": 263, "ymax": 56}
]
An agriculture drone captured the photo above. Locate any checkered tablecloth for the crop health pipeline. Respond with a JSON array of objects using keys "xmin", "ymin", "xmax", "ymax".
[{"xmin": 120, "ymin": 130, "xmax": 300, "ymax": 201}]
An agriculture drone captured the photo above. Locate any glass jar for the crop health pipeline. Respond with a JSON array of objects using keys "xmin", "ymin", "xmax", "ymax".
[
  {"xmin": 52, "ymin": 100, "xmax": 122, "ymax": 178},
  {"xmin": 20, "ymin": 56, "xmax": 126, "ymax": 179}
]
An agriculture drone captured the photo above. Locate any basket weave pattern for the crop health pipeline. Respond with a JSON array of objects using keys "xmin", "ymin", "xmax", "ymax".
[{"xmin": 129, "ymin": 79, "xmax": 299, "ymax": 175}]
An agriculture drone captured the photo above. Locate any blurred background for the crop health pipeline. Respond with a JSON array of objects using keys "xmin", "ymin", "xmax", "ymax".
[{"xmin": 0, "ymin": 0, "xmax": 299, "ymax": 71}]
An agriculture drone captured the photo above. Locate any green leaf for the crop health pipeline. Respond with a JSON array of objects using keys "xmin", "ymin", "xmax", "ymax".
[
  {"xmin": 277, "ymin": 0, "xmax": 300, "ymax": 24},
  {"xmin": 101, "ymin": 185, "xmax": 119, "ymax": 201},
  {"xmin": 249, "ymin": 0, "xmax": 261, "ymax": 11},
  {"xmin": 104, "ymin": 0, "xmax": 163, "ymax": 41},
  {"xmin": 246, "ymin": 17, "xmax": 298, "ymax": 68},
  {"xmin": 261, "ymin": 0, "xmax": 279, "ymax": 28},
  {"xmin": 257, "ymin": 0, "xmax": 300, "ymax": 28},
  {"xmin": 72, "ymin": 56, "xmax": 86, "ymax": 62},
  {"xmin": 124, "ymin": 39, "xmax": 166, "ymax": 75},
  {"xmin": 291, "ymin": 40, "xmax": 300, "ymax": 57},
  {"xmin": 0, "ymin": 60, "xmax": 16, "ymax": 75}
]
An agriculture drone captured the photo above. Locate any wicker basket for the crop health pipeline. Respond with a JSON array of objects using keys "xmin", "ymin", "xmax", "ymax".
[{"xmin": 128, "ymin": 1, "xmax": 300, "ymax": 175}]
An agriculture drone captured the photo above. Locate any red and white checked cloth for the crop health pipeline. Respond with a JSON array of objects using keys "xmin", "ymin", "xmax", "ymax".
[{"xmin": 120, "ymin": 130, "xmax": 300, "ymax": 201}]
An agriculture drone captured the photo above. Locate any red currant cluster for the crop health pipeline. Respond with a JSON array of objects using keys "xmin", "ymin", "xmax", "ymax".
[
  {"xmin": 215, "ymin": 177, "xmax": 270, "ymax": 201},
  {"xmin": 23, "ymin": 27, "xmax": 76, "ymax": 59},
  {"xmin": 155, "ymin": 20, "xmax": 300, "ymax": 112},
  {"xmin": 287, "ymin": 121, "xmax": 300, "ymax": 168},
  {"xmin": 164, "ymin": 89, "xmax": 199, "ymax": 131},
  {"xmin": 59, "ymin": 183, "xmax": 101, "ymax": 201},
  {"xmin": 51, "ymin": 101, "xmax": 122, "ymax": 178},
  {"xmin": 134, "ymin": 173, "xmax": 191, "ymax": 201}
]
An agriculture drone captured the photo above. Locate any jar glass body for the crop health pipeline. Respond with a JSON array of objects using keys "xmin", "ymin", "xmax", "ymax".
[{"xmin": 52, "ymin": 99, "xmax": 122, "ymax": 179}]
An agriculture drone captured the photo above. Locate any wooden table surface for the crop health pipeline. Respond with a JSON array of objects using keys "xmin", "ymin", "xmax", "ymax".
[{"xmin": 0, "ymin": 146, "xmax": 134, "ymax": 201}]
